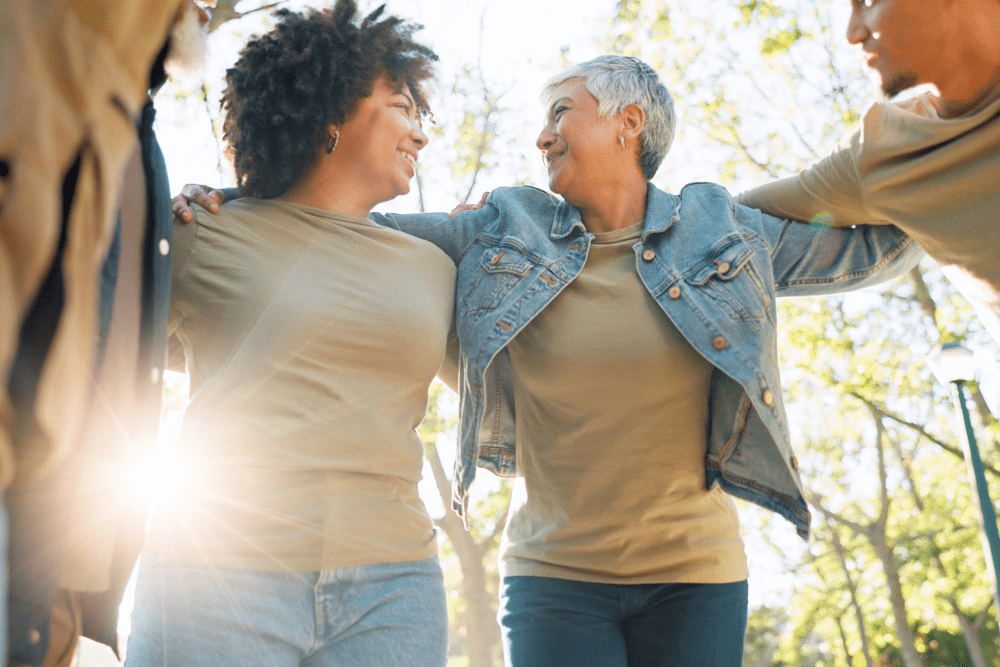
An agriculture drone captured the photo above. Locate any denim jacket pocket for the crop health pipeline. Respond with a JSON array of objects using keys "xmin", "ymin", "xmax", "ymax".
[
  {"xmin": 459, "ymin": 242, "xmax": 536, "ymax": 324},
  {"xmin": 686, "ymin": 235, "xmax": 768, "ymax": 321}
]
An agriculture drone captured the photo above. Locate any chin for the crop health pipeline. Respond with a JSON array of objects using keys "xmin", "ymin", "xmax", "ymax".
[
  {"xmin": 875, "ymin": 70, "xmax": 921, "ymax": 100},
  {"xmin": 547, "ymin": 173, "xmax": 567, "ymax": 196}
]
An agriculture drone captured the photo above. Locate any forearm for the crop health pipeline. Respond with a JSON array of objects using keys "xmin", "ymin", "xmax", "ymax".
[
  {"xmin": 739, "ymin": 134, "xmax": 877, "ymax": 228},
  {"xmin": 770, "ymin": 219, "xmax": 923, "ymax": 297}
]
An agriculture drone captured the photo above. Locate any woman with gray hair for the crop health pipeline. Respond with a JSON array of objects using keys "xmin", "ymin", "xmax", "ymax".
[
  {"xmin": 407, "ymin": 54, "xmax": 919, "ymax": 666},
  {"xmin": 176, "ymin": 54, "xmax": 921, "ymax": 666}
]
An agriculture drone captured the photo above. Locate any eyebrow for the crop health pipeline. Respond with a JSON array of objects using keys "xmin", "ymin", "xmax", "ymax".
[
  {"xmin": 548, "ymin": 96, "xmax": 574, "ymax": 114},
  {"xmin": 401, "ymin": 91, "xmax": 415, "ymax": 107}
]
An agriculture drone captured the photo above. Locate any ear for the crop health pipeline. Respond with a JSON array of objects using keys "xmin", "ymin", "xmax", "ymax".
[{"xmin": 621, "ymin": 104, "xmax": 645, "ymax": 143}]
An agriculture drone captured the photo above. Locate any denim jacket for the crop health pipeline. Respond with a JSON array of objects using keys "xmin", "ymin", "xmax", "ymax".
[{"xmin": 375, "ymin": 182, "xmax": 923, "ymax": 539}]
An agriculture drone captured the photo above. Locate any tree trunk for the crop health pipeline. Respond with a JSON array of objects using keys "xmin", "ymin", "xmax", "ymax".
[
  {"xmin": 907, "ymin": 266, "xmax": 939, "ymax": 328},
  {"xmin": 426, "ymin": 439, "xmax": 501, "ymax": 667},
  {"xmin": 438, "ymin": 511, "xmax": 501, "ymax": 667},
  {"xmin": 836, "ymin": 614, "xmax": 855, "ymax": 667},
  {"xmin": 950, "ymin": 599, "xmax": 989, "ymax": 667},
  {"xmin": 870, "ymin": 535, "xmax": 924, "ymax": 667},
  {"xmin": 828, "ymin": 527, "xmax": 875, "ymax": 667}
]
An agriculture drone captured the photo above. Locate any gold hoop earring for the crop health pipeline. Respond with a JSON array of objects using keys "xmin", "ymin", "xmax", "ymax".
[{"xmin": 326, "ymin": 132, "xmax": 339, "ymax": 154}]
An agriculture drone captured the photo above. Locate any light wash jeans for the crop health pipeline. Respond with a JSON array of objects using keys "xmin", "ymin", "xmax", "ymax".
[{"xmin": 124, "ymin": 555, "xmax": 447, "ymax": 667}]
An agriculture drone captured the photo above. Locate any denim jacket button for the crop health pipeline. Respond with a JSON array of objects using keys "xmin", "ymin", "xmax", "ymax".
[
  {"xmin": 27, "ymin": 628, "xmax": 41, "ymax": 644},
  {"xmin": 712, "ymin": 335, "xmax": 727, "ymax": 350},
  {"xmin": 716, "ymin": 261, "xmax": 730, "ymax": 274},
  {"xmin": 762, "ymin": 389, "xmax": 775, "ymax": 406},
  {"xmin": 642, "ymin": 248, "xmax": 656, "ymax": 261},
  {"xmin": 668, "ymin": 285, "xmax": 681, "ymax": 299}
]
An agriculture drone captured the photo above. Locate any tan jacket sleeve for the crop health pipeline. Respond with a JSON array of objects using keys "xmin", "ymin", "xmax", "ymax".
[
  {"xmin": 737, "ymin": 128, "xmax": 884, "ymax": 228},
  {"xmin": 0, "ymin": 0, "xmax": 183, "ymax": 487}
]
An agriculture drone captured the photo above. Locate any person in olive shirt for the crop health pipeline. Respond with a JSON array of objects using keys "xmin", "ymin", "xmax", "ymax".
[
  {"xmin": 125, "ymin": 5, "xmax": 454, "ymax": 667},
  {"xmin": 738, "ymin": 0, "xmax": 1000, "ymax": 341}
]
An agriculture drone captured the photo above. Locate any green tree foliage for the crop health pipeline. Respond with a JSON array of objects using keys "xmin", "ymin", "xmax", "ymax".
[{"xmin": 604, "ymin": 0, "xmax": 868, "ymax": 190}]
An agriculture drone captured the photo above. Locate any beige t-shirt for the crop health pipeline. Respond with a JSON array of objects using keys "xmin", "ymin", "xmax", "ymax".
[
  {"xmin": 738, "ymin": 83, "xmax": 1000, "ymax": 341},
  {"xmin": 151, "ymin": 198, "xmax": 456, "ymax": 571},
  {"xmin": 501, "ymin": 223, "xmax": 748, "ymax": 584}
]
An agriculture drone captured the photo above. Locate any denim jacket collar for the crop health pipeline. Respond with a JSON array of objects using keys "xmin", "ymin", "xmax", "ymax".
[
  {"xmin": 549, "ymin": 184, "xmax": 682, "ymax": 240},
  {"xmin": 550, "ymin": 199, "xmax": 586, "ymax": 239},
  {"xmin": 641, "ymin": 185, "xmax": 681, "ymax": 239}
]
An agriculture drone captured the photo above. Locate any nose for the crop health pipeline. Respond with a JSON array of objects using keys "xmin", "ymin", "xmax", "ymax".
[
  {"xmin": 536, "ymin": 124, "xmax": 555, "ymax": 153},
  {"xmin": 411, "ymin": 122, "xmax": 429, "ymax": 150},
  {"xmin": 845, "ymin": 4, "xmax": 868, "ymax": 45}
]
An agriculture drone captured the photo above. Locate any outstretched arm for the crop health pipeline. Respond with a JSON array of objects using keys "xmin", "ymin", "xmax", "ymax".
[
  {"xmin": 171, "ymin": 186, "xmax": 489, "ymax": 221},
  {"xmin": 746, "ymin": 205, "xmax": 924, "ymax": 297},
  {"xmin": 737, "ymin": 129, "xmax": 879, "ymax": 229}
]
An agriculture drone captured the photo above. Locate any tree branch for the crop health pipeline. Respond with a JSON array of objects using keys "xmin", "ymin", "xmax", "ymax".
[{"xmin": 849, "ymin": 392, "xmax": 1000, "ymax": 478}]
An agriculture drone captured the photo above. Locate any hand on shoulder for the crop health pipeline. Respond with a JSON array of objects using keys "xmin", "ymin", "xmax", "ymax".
[{"xmin": 173, "ymin": 183, "xmax": 226, "ymax": 223}]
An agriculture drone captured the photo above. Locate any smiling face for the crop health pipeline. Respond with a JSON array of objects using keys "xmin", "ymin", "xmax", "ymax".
[
  {"xmin": 536, "ymin": 78, "xmax": 628, "ymax": 203},
  {"xmin": 845, "ymin": 0, "xmax": 956, "ymax": 98},
  {"xmin": 336, "ymin": 76, "xmax": 428, "ymax": 208}
]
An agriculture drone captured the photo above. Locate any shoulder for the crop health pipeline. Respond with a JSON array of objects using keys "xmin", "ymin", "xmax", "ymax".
[
  {"xmin": 869, "ymin": 92, "xmax": 939, "ymax": 123},
  {"xmin": 855, "ymin": 94, "xmax": 937, "ymax": 147},
  {"xmin": 675, "ymin": 182, "xmax": 771, "ymax": 234},
  {"xmin": 676, "ymin": 181, "xmax": 736, "ymax": 210},
  {"xmin": 488, "ymin": 185, "xmax": 560, "ymax": 211},
  {"xmin": 177, "ymin": 199, "xmax": 267, "ymax": 260}
]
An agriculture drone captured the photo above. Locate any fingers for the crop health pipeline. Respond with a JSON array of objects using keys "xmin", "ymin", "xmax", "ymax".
[
  {"xmin": 448, "ymin": 203, "xmax": 474, "ymax": 218},
  {"xmin": 182, "ymin": 183, "xmax": 223, "ymax": 212},
  {"xmin": 173, "ymin": 183, "xmax": 225, "ymax": 223},
  {"xmin": 172, "ymin": 194, "xmax": 194, "ymax": 223},
  {"xmin": 448, "ymin": 191, "xmax": 491, "ymax": 218}
]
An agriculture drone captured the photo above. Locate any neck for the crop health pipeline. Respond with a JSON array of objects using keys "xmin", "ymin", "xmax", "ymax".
[
  {"xmin": 935, "ymin": 62, "xmax": 1000, "ymax": 118},
  {"xmin": 569, "ymin": 177, "xmax": 649, "ymax": 234},
  {"xmin": 933, "ymin": 9, "xmax": 1000, "ymax": 118},
  {"xmin": 277, "ymin": 157, "xmax": 374, "ymax": 217}
]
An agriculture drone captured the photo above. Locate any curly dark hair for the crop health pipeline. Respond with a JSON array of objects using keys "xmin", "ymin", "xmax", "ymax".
[{"xmin": 220, "ymin": 0, "xmax": 438, "ymax": 198}]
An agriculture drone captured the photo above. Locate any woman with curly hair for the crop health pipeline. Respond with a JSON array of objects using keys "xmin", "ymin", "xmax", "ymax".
[{"xmin": 123, "ymin": 3, "xmax": 453, "ymax": 666}]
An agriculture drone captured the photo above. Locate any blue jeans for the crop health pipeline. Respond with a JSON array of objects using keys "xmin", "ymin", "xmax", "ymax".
[
  {"xmin": 499, "ymin": 576, "xmax": 748, "ymax": 667},
  {"xmin": 125, "ymin": 555, "xmax": 447, "ymax": 667}
]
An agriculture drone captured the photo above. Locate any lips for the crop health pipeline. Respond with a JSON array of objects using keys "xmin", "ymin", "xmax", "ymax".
[{"xmin": 544, "ymin": 150, "xmax": 565, "ymax": 170}]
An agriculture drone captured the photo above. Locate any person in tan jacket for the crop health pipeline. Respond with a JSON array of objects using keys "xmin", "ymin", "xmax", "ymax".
[{"xmin": 0, "ymin": 1, "xmax": 190, "ymax": 663}]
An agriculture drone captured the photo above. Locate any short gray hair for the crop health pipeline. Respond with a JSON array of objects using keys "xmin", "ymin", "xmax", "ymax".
[{"xmin": 542, "ymin": 55, "xmax": 676, "ymax": 180}]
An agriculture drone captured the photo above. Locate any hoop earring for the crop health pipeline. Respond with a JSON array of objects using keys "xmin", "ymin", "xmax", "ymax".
[
  {"xmin": 326, "ymin": 132, "xmax": 339, "ymax": 154},
  {"xmin": 619, "ymin": 135, "xmax": 626, "ymax": 149}
]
